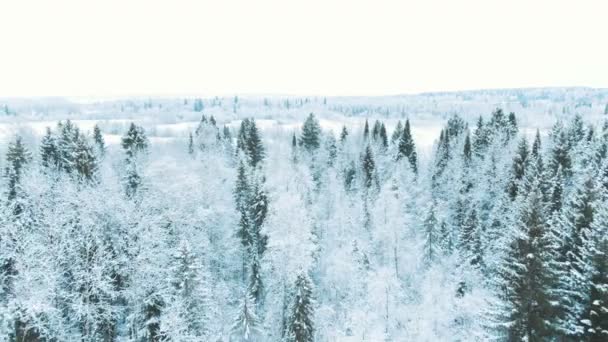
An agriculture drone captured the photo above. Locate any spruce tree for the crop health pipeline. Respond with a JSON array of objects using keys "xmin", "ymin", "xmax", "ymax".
[
  {"xmin": 397, "ymin": 119, "xmax": 417, "ymax": 173},
  {"xmin": 143, "ymin": 295, "xmax": 163, "ymax": 342},
  {"xmin": 124, "ymin": 162, "xmax": 143, "ymax": 199},
  {"xmin": 422, "ymin": 203, "xmax": 440, "ymax": 265},
  {"xmin": 363, "ymin": 119, "xmax": 369, "ymax": 141},
  {"xmin": 93, "ymin": 124, "xmax": 106, "ymax": 157},
  {"xmin": 56, "ymin": 120, "xmax": 79, "ymax": 173},
  {"xmin": 291, "ymin": 133, "xmax": 298, "ymax": 163},
  {"xmin": 167, "ymin": 241, "xmax": 209, "ymax": 338},
  {"xmin": 73, "ymin": 133, "xmax": 98, "ymax": 183},
  {"xmin": 531, "ymin": 129, "xmax": 542, "ymax": 160},
  {"xmin": 287, "ymin": 273, "xmax": 314, "ymax": 342},
  {"xmin": 40, "ymin": 127, "xmax": 59, "ymax": 169},
  {"xmin": 343, "ymin": 161, "xmax": 357, "ymax": 192},
  {"xmin": 230, "ymin": 294, "xmax": 263, "ymax": 342},
  {"xmin": 463, "ymin": 132, "xmax": 472, "ymax": 167},
  {"xmin": 4, "ymin": 136, "xmax": 31, "ymax": 203},
  {"xmin": 325, "ymin": 134, "xmax": 337, "ymax": 167},
  {"xmin": 122, "ymin": 123, "xmax": 148, "ymax": 197},
  {"xmin": 235, "ymin": 162, "xmax": 251, "ymax": 248},
  {"xmin": 224, "ymin": 125, "xmax": 232, "ymax": 141},
  {"xmin": 473, "ymin": 116, "xmax": 489, "ymax": 158},
  {"xmin": 249, "ymin": 178, "xmax": 269, "ymax": 257},
  {"xmin": 494, "ymin": 174, "xmax": 559, "ymax": 341},
  {"xmin": 237, "ymin": 119, "xmax": 265, "ymax": 168},
  {"xmin": 556, "ymin": 172, "xmax": 597, "ymax": 338},
  {"xmin": 188, "ymin": 132, "xmax": 195, "ymax": 156},
  {"xmin": 361, "ymin": 145, "xmax": 376, "ymax": 190},
  {"xmin": 548, "ymin": 123, "xmax": 572, "ymax": 178},
  {"xmin": 585, "ymin": 197, "xmax": 608, "ymax": 340},
  {"xmin": 507, "ymin": 112, "xmax": 518, "ymax": 139},
  {"xmin": 248, "ymin": 254, "xmax": 264, "ymax": 307},
  {"xmin": 1, "ymin": 136, "xmax": 30, "ymax": 302},
  {"xmin": 339, "ymin": 126, "xmax": 348, "ymax": 143},
  {"xmin": 122, "ymin": 123, "xmax": 149, "ymax": 160},
  {"xmin": 548, "ymin": 166, "xmax": 565, "ymax": 215},
  {"xmin": 300, "ymin": 113, "xmax": 322, "ymax": 154},
  {"xmin": 372, "ymin": 120, "xmax": 382, "ymax": 142},
  {"xmin": 507, "ymin": 138, "xmax": 530, "ymax": 200},
  {"xmin": 459, "ymin": 208, "xmax": 481, "ymax": 266},
  {"xmin": 247, "ymin": 120, "xmax": 265, "ymax": 168},
  {"xmin": 391, "ymin": 121, "xmax": 403, "ymax": 145},
  {"xmin": 379, "ymin": 123, "xmax": 388, "ymax": 149},
  {"xmin": 568, "ymin": 114, "xmax": 586, "ymax": 146}
]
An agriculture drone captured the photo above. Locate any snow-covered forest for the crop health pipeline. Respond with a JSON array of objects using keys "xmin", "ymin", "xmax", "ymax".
[{"xmin": 2, "ymin": 89, "xmax": 608, "ymax": 341}]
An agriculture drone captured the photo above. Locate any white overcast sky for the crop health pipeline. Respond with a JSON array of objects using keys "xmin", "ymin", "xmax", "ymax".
[{"xmin": 0, "ymin": 0, "xmax": 607, "ymax": 97}]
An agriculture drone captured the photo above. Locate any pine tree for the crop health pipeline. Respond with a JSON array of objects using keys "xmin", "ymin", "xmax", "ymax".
[
  {"xmin": 300, "ymin": 113, "xmax": 322, "ymax": 154},
  {"xmin": 230, "ymin": 294, "xmax": 263, "ymax": 342},
  {"xmin": 287, "ymin": 273, "xmax": 314, "ymax": 342},
  {"xmin": 93, "ymin": 124, "xmax": 106, "ymax": 157},
  {"xmin": 397, "ymin": 119, "xmax": 417, "ymax": 173}
]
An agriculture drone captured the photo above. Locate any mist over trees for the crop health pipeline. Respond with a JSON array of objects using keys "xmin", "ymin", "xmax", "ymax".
[{"xmin": 1, "ymin": 105, "xmax": 608, "ymax": 341}]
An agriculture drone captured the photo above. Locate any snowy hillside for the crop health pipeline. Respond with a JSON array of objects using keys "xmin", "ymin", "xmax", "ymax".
[{"xmin": 1, "ymin": 88, "xmax": 608, "ymax": 340}]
